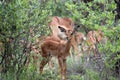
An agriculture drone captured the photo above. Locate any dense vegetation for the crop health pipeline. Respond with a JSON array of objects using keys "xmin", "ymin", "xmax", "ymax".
[{"xmin": 0, "ymin": 0, "xmax": 120, "ymax": 80}]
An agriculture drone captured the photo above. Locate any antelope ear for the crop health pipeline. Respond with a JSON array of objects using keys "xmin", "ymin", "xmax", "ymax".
[
  {"xmin": 74, "ymin": 25, "xmax": 81, "ymax": 31},
  {"xmin": 63, "ymin": 17, "xmax": 74, "ymax": 28},
  {"xmin": 54, "ymin": 16, "xmax": 61, "ymax": 24},
  {"xmin": 58, "ymin": 26, "xmax": 66, "ymax": 32}
]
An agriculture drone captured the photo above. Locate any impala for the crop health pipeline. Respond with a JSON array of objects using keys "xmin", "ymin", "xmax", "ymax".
[
  {"xmin": 49, "ymin": 16, "xmax": 85, "ymax": 55},
  {"xmin": 40, "ymin": 26, "xmax": 79, "ymax": 80},
  {"xmin": 82, "ymin": 30, "xmax": 103, "ymax": 56}
]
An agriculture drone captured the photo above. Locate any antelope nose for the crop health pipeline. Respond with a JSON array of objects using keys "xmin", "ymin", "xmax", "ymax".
[
  {"xmin": 66, "ymin": 37, "xmax": 69, "ymax": 40},
  {"xmin": 79, "ymin": 43, "xmax": 82, "ymax": 45}
]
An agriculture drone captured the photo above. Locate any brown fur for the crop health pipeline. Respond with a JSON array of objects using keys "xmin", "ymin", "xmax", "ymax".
[
  {"xmin": 40, "ymin": 26, "xmax": 74, "ymax": 80},
  {"xmin": 49, "ymin": 16, "xmax": 85, "ymax": 55},
  {"xmin": 49, "ymin": 16, "xmax": 74, "ymax": 39},
  {"xmin": 83, "ymin": 30, "xmax": 103, "ymax": 56},
  {"xmin": 71, "ymin": 32, "xmax": 85, "ymax": 53}
]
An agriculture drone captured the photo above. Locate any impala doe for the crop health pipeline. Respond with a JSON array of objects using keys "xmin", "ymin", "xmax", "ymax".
[
  {"xmin": 40, "ymin": 26, "xmax": 78, "ymax": 80},
  {"xmin": 82, "ymin": 30, "xmax": 103, "ymax": 57},
  {"xmin": 49, "ymin": 16, "xmax": 85, "ymax": 56}
]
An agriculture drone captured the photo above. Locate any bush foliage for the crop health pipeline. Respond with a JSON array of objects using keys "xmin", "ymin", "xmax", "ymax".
[{"xmin": 0, "ymin": 0, "xmax": 120, "ymax": 80}]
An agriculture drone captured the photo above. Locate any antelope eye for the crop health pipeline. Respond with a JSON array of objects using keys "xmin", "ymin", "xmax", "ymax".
[{"xmin": 58, "ymin": 26, "xmax": 66, "ymax": 32}]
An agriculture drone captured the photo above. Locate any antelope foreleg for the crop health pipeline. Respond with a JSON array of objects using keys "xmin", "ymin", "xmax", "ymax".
[
  {"xmin": 58, "ymin": 57, "xmax": 67, "ymax": 80},
  {"xmin": 40, "ymin": 56, "xmax": 50, "ymax": 73}
]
